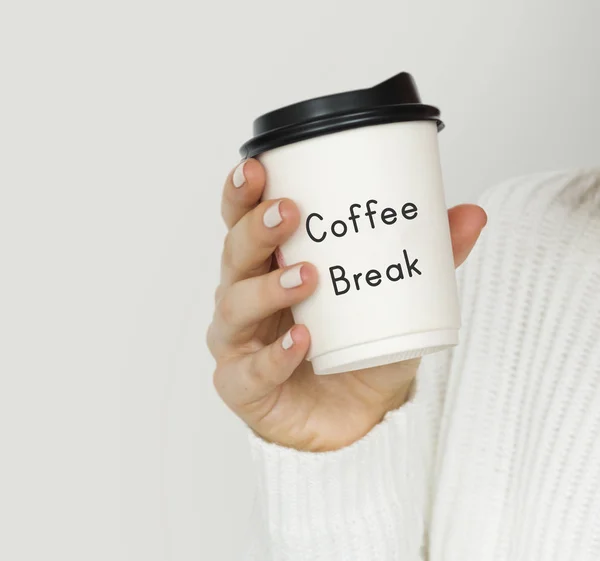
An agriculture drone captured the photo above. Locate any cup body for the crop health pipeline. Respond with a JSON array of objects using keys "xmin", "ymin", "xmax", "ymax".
[{"xmin": 259, "ymin": 120, "xmax": 460, "ymax": 375}]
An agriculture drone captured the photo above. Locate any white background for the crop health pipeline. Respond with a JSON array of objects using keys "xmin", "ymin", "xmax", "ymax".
[{"xmin": 0, "ymin": 0, "xmax": 598, "ymax": 559}]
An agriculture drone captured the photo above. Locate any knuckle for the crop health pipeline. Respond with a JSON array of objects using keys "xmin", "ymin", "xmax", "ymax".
[
  {"xmin": 212, "ymin": 356, "xmax": 238, "ymax": 399},
  {"xmin": 222, "ymin": 231, "xmax": 247, "ymax": 278},
  {"xmin": 212, "ymin": 367, "xmax": 224, "ymax": 396},
  {"xmin": 216, "ymin": 291, "xmax": 236, "ymax": 325},
  {"xmin": 205, "ymin": 322, "xmax": 218, "ymax": 357},
  {"xmin": 214, "ymin": 284, "xmax": 224, "ymax": 304},
  {"xmin": 221, "ymin": 186, "xmax": 238, "ymax": 222},
  {"xmin": 221, "ymin": 232, "xmax": 235, "ymax": 267}
]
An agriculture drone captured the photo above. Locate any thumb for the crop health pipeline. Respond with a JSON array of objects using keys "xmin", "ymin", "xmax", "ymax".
[{"xmin": 448, "ymin": 204, "xmax": 488, "ymax": 267}]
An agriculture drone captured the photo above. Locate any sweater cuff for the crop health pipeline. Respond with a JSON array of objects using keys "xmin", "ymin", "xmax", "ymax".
[{"xmin": 247, "ymin": 402, "xmax": 428, "ymax": 560}]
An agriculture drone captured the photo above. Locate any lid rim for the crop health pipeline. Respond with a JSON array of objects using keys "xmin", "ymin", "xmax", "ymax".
[{"xmin": 240, "ymin": 104, "xmax": 443, "ymax": 158}]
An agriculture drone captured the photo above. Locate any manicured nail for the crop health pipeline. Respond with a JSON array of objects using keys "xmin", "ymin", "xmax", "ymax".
[
  {"xmin": 282, "ymin": 328, "xmax": 295, "ymax": 350},
  {"xmin": 280, "ymin": 264, "xmax": 303, "ymax": 289},
  {"xmin": 233, "ymin": 160, "xmax": 247, "ymax": 188},
  {"xmin": 263, "ymin": 201, "xmax": 283, "ymax": 228}
]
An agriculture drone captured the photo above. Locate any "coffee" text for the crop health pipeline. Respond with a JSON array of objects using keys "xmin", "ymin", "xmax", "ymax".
[{"xmin": 306, "ymin": 199, "xmax": 418, "ymax": 243}]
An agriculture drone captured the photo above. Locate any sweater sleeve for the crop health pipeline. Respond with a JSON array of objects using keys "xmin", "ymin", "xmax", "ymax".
[{"xmin": 244, "ymin": 350, "xmax": 451, "ymax": 561}]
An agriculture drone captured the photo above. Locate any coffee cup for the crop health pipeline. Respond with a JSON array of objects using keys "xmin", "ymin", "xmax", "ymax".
[{"xmin": 240, "ymin": 72, "xmax": 460, "ymax": 375}]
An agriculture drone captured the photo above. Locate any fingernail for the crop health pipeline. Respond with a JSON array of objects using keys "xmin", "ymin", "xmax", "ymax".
[
  {"xmin": 282, "ymin": 328, "xmax": 295, "ymax": 350},
  {"xmin": 233, "ymin": 160, "xmax": 247, "ymax": 188},
  {"xmin": 280, "ymin": 264, "xmax": 303, "ymax": 289},
  {"xmin": 263, "ymin": 201, "xmax": 283, "ymax": 228}
]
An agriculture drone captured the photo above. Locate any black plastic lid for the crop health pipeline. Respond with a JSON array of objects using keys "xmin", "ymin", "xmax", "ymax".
[{"xmin": 240, "ymin": 72, "xmax": 443, "ymax": 159}]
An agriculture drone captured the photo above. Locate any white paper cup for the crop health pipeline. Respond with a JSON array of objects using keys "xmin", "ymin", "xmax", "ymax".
[{"xmin": 241, "ymin": 73, "xmax": 460, "ymax": 375}]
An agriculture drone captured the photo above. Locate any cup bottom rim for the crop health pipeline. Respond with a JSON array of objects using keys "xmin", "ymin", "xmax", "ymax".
[{"xmin": 310, "ymin": 328, "xmax": 459, "ymax": 375}]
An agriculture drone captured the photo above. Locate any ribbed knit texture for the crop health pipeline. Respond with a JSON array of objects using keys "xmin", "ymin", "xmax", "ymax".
[{"xmin": 246, "ymin": 169, "xmax": 600, "ymax": 561}]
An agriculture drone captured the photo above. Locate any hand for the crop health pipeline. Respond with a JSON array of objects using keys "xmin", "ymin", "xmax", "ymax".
[{"xmin": 207, "ymin": 159, "xmax": 487, "ymax": 452}]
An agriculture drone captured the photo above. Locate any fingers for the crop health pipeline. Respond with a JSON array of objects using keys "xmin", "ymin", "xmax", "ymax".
[
  {"xmin": 221, "ymin": 159, "xmax": 266, "ymax": 229},
  {"xmin": 214, "ymin": 325, "xmax": 310, "ymax": 407},
  {"xmin": 221, "ymin": 197, "xmax": 300, "ymax": 287},
  {"xmin": 210, "ymin": 262, "xmax": 317, "ymax": 349},
  {"xmin": 448, "ymin": 204, "xmax": 488, "ymax": 267}
]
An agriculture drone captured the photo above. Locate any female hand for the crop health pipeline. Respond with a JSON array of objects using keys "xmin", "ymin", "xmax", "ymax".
[{"xmin": 207, "ymin": 159, "xmax": 487, "ymax": 452}]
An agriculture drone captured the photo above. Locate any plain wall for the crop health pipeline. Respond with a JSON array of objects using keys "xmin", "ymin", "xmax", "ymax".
[{"xmin": 0, "ymin": 0, "xmax": 598, "ymax": 559}]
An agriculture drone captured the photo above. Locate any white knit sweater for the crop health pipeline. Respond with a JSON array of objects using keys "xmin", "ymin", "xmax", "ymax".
[{"xmin": 245, "ymin": 169, "xmax": 600, "ymax": 561}]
